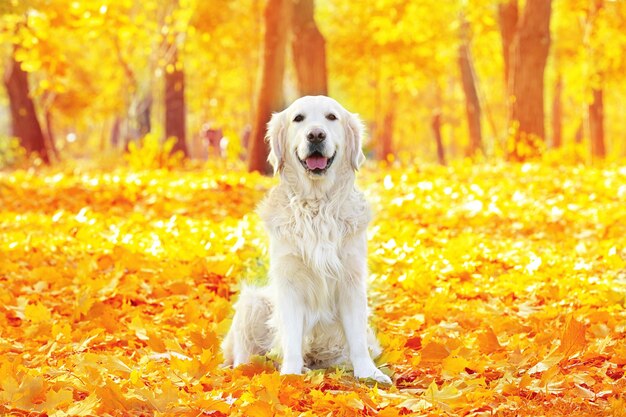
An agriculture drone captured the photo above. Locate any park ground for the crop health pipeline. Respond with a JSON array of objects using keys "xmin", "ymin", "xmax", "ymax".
[{"xmin": 1, "ymin": 160, "xmax": 625, "ymax": 416}]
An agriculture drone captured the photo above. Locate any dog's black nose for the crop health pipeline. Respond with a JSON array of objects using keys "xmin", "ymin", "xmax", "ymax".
[{"xmin": 307, "ymin": 128, "xmax": 326, "ymax": 143}]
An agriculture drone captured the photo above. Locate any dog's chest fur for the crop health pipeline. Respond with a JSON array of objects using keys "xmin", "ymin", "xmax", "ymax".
[{"xmin": 259, "ymin": 185, "xmax": 370, "ymax": 278}]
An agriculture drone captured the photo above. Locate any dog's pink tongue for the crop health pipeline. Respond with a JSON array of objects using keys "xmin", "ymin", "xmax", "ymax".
[{"xmin": 306, "ymin": 156, "xmax": 328, "ymax": 170}]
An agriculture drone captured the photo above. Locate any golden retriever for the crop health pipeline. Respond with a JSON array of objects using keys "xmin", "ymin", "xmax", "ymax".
[{"xmin": 222, "ymin": 96, "xmax": 391, "ymax": 384}]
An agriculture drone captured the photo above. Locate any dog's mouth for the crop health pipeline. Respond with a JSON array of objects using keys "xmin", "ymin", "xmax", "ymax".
[{"xmin": 299, "ymin": 151, "xmax": 336, "ymax": 175}]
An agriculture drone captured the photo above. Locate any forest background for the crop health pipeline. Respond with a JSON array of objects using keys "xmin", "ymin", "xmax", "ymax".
[
  {"xmin": 1, "ymin": 1, "xmax": 626, "ymax": 416},
  {"xmin": 2, "ymin": 0, "xmax": 625, "ymax": 167}
]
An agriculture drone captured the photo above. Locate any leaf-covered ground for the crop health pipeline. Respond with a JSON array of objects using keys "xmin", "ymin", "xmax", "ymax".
[{"xmin": 1, "ymin": 162, "xmax": 625, "ymax": 416}]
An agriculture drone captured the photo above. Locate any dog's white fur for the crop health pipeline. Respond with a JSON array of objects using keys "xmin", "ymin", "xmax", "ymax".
[{"xmin": 222, "ymin": 96, "xmax": 391, "ymax": 383}]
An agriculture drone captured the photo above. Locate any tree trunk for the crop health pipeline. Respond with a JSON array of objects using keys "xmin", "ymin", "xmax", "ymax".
[
  {"xmin": 589, "ymin": 88, "xmax": 605, "ymax": 158},
  {"xmin": 378, "ymin": 106, "xmax": 394, "ymax": 161},
  {"xmin": 165, "ymin": 47, "xmax": 188, "ymax": 156},
  {"xmin": 4, "ymin": 52, "xmax": 49, "ymax": 163},
  {"xmin": 498, "ymin": 0, "xmax": 518, "ymax": 88},
  {"xmin": 587, "ymin": 0, "xmax": 605, "ymax": 159},
  {"xmin": 574, "ymin": 121, "xmax": 583, "ymax": 144},
  {"xmin": 506, "ymin": 0, "xmax": 552, "ymax": 161},
  {"xmin": 431, "ymin": 112, "xmax": 446, "ymax": 165},
  {"xmin": 44, "ymin": 110, "xmax": 60, "ymax": 161},
  {"xmin": 137, "ymin": 93, "xmax": 152, "ymax": 137},
  {"xmin": 458, "ymin": 39, "xmax": 482, "ymax": 156},
  {"xmin": 248, "ymin": 0, "xmax": 290, "ymax": 174},
  {"xmin": 111, "ymin": 117, "xmax": 122, "ymax": 148},
  {"xmin": 551, "ymin": 73, "xmax": 563, "ymax": 148},
  {"xmin": 291, "ymin": 0, "xmax": 327, "ymax": 96}
]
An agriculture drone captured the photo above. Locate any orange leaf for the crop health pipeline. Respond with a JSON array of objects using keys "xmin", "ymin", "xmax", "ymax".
[
  {"xmin": 477, "ymin": 327, "xmax": 502, "ymax": 354},
  {"xmin": 557, "ymin": 316, "xmax": 586, "ymax": 358},
  {"xmin": 240, "ymin": 400, "xmax": 274, "ymax": 417},
  {"xmin": 420, "ymin": 342, "xmax": 449, "ymax": 363}
]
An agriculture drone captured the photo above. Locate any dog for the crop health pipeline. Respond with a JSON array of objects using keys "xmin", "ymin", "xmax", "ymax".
[{"xmin": 222, "ymin": 96, "xmax": 391, "ymax": 384}]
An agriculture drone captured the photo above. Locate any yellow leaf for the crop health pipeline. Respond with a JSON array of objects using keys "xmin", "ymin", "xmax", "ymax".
[
  {"xmin": 40, "ymin": 388, "xmax": 73, "ymax": 413},
  {"xmin": 65, "ymin": 393, "xmax": 101, "ymax": 416},
  {"xmin": 240, "ymin": 400, "xmax": 274, "ymax": 417},
  {"xmin": 51, "ymin": 321, "xmax": 71, "ymax": 340},
  {"xmin": 397, "ymin": 397, "xmax": 431, "ymax": 412},
  {"xmin": 378, "ymin": 407, "xmax": 404, "ymax": 417},
  {"xmin": 424, "ymin": 380, "xmax": 462, "ymax": 409},
  {"xmin": 13, "ymin": 373, "xmax": 46, "ymax": 409},
  {"xmin": 442, "ymin": 355, "xmax": 470, "ymax": 376},
  {"xmin": 25, "ymin": 302, "xmax": 51, "ymax": 323},
  {"xmin": 146, "ymin": 330, "xmax": 166, "ymax": 352},
  {"xmin": 130, "ymin": 369, "xmax": 141, "ymax": 385},
  {"xmin": 528, "ymin": 349, "xmax": 564, "ymax": 375},
  {"xmin": 197, "ymin": 395, "xmax": 232, "ymax": 414}
]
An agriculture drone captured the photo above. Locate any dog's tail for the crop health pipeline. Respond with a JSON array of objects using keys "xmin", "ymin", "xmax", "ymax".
[{"xmin": 221, "ymin": 284, "xmax": 274, "ymax": 367}]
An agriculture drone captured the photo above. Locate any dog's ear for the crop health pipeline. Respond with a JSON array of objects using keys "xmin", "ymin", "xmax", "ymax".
[
  {"xmin": 266, "ymin": 110, "xmax": 287, "ymax": 175},
  {"xmin": 344, "ymin": 111, "xmax": 366, "ymax": 171}
]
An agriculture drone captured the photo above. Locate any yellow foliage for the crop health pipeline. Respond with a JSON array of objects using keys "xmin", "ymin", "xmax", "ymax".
[
  {"xmin": 125, "ymin": 134, "xmax": 185, "ymax": 170},
  {"xmin": 0, "ymin": 137, "xmax": 27, "ymax": 169},
  {"xmin": 1, "ymin": 161, "xmax": 625, "ymax": 416}
]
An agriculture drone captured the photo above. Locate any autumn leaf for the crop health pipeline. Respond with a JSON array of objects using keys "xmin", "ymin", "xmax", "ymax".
[
  {"xmin": 419, "ymin": 380, "xmax": 463, "ymax": 411},
  {"xmin": 557, "ymin": 316, "xmax": 587, "ymax": 358},
  {"xmin": 404, "ymin": 335, "xmax": 422, "ymax": 350},
  {"xmin": 65, "ymin": 394, "xmax": 101, "ymax": 416},
  {"xmin": 476, "ymin": 327, "xmax": 502, "ymax": 354},
  {"xmin": 442, "ymin": 355, "xmax": 470, "ymax": 376},
  {"xmin": 420, "ymin": 342, "xmax": 450, "ymax": 363},
  {"xmin": 24, "ymin": 302, "xmax": 52, "ymax": 323}
]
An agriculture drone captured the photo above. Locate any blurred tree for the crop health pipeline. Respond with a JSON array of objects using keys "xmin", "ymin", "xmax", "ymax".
[
  {"xmin": 248, "ymin": 0, "xmax": 290, "ymax": 174},
  {"xmin": 552, "ymin": 0, "xmax": 626, "ymax": 158},
  {"xmin": 1, "ymin": 2, "xmax": 50, "ymax": 162},
  {"xmin": 0, "ymin": 0, "xmax": 247, "ymax": 160},
  {"xmin": 1, "ymin": 0, "xmax": 137, "ymax": 155},
  {"xmin": 586, "ymin": 0, "xmax": 605, "ymax": 159},
  {"xmin": 588, "ymin": 88, "xmax": 604, "ymax": 158},
  {"xmin": 186, "ymin": 0, "xmax": 261, "ymax": 159},
  {"xmin": 4, "ymin": 48, "xmax": 49, "ymax": 163},
  {"xmin": 593, "ymin": 0, "xmax": 626, "ymax": 158},
  {"xmin": 501, "ymin": 0, "xmax": 552, "ymax": 161},
  {"xmin": 2, "ymin": 0, "xmax": 626, "ymax": 164},
  {"xmin": 497, "ymin": 0, "xmax": 517, "ymax": 88},
  {"xmin": 165, "ymin": 45, "xmax": 188, "ymax": 156},
  {"xmin": 292, "ymin": 0, "xmax": 327, "ymax": 96},
  {"xmin": 378, "ymin": 89, "xmax": 395, "ymax": 160},
  {"xmin": 551, "ymin": 73, "xmax": 563, "ymax": 148},
  {"xmin": 319, "ymin": 0, "xmax": 460, "ymax": 161},
  {"xmin": 550, "ymin": 0, "xmax": 588, "ymax": 149},
  {"xmin": 137, "ymin": 94, "xmax": 153, "ymax": 137},
  {"xmin": 431, "ymin": 111, "xmax": 446, "ymax": 165},
  {"xmin": 163, "ymin": 0, "xmax": 191, "ymax": 157},
  {"xmin": 458, "ymin": 15, "xmax": 482, "ymax": 157}
]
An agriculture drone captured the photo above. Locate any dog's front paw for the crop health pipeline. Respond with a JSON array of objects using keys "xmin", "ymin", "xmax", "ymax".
[
  {"xmin": 280, "ymin": 360, "xmax": 304, "ymax": 375},
  {"xmin": 354, "ymin": 366, "xmax": 392, "ymax": 385}
]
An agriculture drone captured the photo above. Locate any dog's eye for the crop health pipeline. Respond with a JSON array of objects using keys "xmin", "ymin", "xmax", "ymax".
[
  {"xmin": 326, "ymin": 113, "xmax": 337, "ymax": 121},
  {"xmin": 293, "ymin": 114, "xmax": 304, "ymax": 122}
]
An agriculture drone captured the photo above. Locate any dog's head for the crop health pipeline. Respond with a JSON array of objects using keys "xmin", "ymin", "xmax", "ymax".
[{"xmin": 266, "ymin": 96, "xmax": 365, "ymax": 179}]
